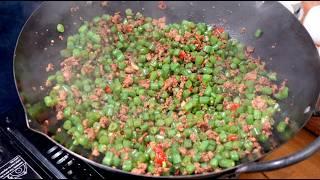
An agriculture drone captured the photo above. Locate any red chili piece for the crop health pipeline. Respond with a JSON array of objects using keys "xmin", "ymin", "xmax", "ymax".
[
  {"xmin": 153, "ymin": 144, "xmax": 167, "ymax": 166},
  {"xmin": 228, "ymin": 134, "xmax": 238, "ymax": 141},
  {"xmin": 229, "ymin": 103, "xmax": 240, "ymax": 111},
  {"xmin": 179, "ymin": 50, "xmax": 187, "ymax": 60},
  {"xmin": 105, "ymin": 85, "xmax": 112, "ymax": 93}
]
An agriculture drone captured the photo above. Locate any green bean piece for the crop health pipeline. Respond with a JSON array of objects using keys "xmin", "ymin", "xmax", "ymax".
[
  {"xmin": 108, "ymin": 122, "xmax": 119, "ymax": 132},
  {"xmin": 44, "ymin": 96, "xmax": 55, "ymax": 107},
  {"xmin": 230, "ymin": 151, "xmax": 240, "ymax": 161},
  {"xmin": 122, "ymin": 160, "xmax": 133, "ymax": 172},
  {"xmin": 57, "ymin": 24, "xmax": 65, "ymax": 33},
  {"xmin": 260, "ymin": 87, "xmax": 273, "ymax": 95},
  {"xmin": 186, "ymin": 164, "xmax": 196, "ymax": 174},
  {"xmin": 63, "ymin": 120, "xmax": 72, "ymax": 130},
  {"xmin": 210, "ymin": 158, "xmax": 219, "ymax": 168},
  {"xmin": 274, "ymin": 87, "xmax": 289, "ymax": 100},
  {"xmin": 277, "ymin": 121, "xmax": 287, "ymax": 133},
  {"xmin": 199, "ymin": 140, "xmax": 209, "ymax": 152},
  {"xmin": 102, "ymin": 152, "xmax": 114, "ymax": 166},
  {"xmin": 219, "ymin": 159, "xmax": 235, "ymax": 168},
  {"xmin": 254, "ymin": 28, "xmax": 263, "ymax": 38}
]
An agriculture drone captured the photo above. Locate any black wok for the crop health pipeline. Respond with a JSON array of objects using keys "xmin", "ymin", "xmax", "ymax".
[{"xmin": 13, "ymin": 1, "xmax": 320, "ymax": 179}]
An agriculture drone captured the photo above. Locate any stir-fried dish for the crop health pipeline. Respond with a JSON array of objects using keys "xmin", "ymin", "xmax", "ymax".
[{"xmin": 42, "ymin": 10, "xmax": 289, "ymax": 176}]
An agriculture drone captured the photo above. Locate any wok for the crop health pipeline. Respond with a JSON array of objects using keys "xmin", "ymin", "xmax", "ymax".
[{"xmin": 13, "ymin": 1, "xmax": 320, "ymax": 178}]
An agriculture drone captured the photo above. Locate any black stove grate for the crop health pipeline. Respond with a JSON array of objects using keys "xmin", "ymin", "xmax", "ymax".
[{"xmin": 45, "ymin": 145, "xmax": 103, "ymax": 179}]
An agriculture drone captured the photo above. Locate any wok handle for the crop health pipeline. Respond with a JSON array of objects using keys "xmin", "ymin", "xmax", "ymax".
[{"xmin": 236, "ymin": 136, "xmax": 320, "ymax": 173}]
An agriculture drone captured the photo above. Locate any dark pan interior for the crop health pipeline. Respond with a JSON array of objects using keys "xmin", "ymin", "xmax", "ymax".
[{"xmin": 14, "ymin": 1, "xmax": 320, "ymax": 178}]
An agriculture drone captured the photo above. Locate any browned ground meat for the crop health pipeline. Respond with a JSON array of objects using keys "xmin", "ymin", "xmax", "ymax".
[
  {"xmin": 244, "ymin": 71, "xmax": 257, "ymax": 81},
  {"xmin": 56, "ymin": 111, "xmax": 64, "ymax": 120},
  {"xmin": 95, "ymin": 88, "xmax": 104, "ymax": 97},
  {"xmin": 124, "ymin": 62, "xmax": 139, "ymax": 74},
  {"xmin": 99, "ymin": 117, "xmax": 109, "ymax": 128},
  {"xmin": 61, "ymin": 56, "xmax": 79, "ymax": 67},
  {"xmin": 46, "ymin": 63, "xmax": 54, "ymax": 72},
  {"xmin": 110, "ymin": 63, "xmax": 118, "ymax": 72},
  {"xmin": 152, "ymin": 17, "xmax": 166, "ymax": 29},
  {"xmin": 284, "ymin": 117, "xmax": 289, "ymax": 124},
  {"xmin": 179, "ymin": 147, "xmax": 187, "ymax": 156},
  {"xmin": 138, "ymin": 132, "xmax": 148, "ymax": 143},
  {"xmin": 82, "ymin": 119, "xmax": 89, "ymax": 129},
  {"xmin": 81, "ymin": 64, "xmax": 94, "ymax": 75},
  {"xmin": 89, "ymin": 94, "xmax": 99, "ymax": 101},
  {"xmin": 279, "ymin": 80, "xmax": 288, "ymax": 91},
  {"xmin": 238, "ymin": 83, "xmax": 246, "ymax": 94},
  {"xmin": 252, "ymin": 96, "xmax": 267, "ymax": 110},
  {"xmin": 99, "ymin": 64, "xmax": 105, "ymax": 76},
  {"xmin": 123, "ymin": 74, "xmax": 133, "ymax": 87},
  {"xmin": 58, "ymin": 35, "xmax": 64, "ymax": 41},
  {"xmin": 262, "ymin": 121, "xmax": 271, "ymax": 131},
  {"xmin": 201, "ymin": 151, "xmax": 214, "ymax": 162},
  {"xmin": 177, "ymin": 124, "xmax": 184, "ymax": 132},
  {"xmin": 56, "ymin": 100, "xmax": 67, "ymax": 111},
  {"xmin": 162, "ymin": 96, "xmax": 172, "ymax": 109},
  {"xmin": 71, "ymin": 86, "xmax": 81, "ymax": 97},
  {"xmin": 246, "ymin": 46, "xmax": 255, "ymax": 54},
  {"xmin": 45, "ymin": 80, "xmax": 52, "ymax": 87},
  {"xmin": 91, "ymin": 147, "xmax": 100, "ymax": 157},
  {"xmin": 258, "ymin": 77, "xmax": 271, "ymax": 86},
  {"xmin": 163, "ymin": 76, "xmax": 178, "ymax": 90},
  {"xmin": 194, "ymin": 162, "xmax": 208, "ymax": 174},
  {"xmin": 197, "ymin": 121, "xmax": 209, "ymax": 131},
  {"xmin": 190, "ymin": 133, "xmax": 197, "ymax": 142},
  {"xmin": 62, "ymin": 67, "xmax": 73, "ymax": 81},
  {"xmin": 206, "ymin": 130, "xmax": 218, "ymax": 140},
  {"xmin": 118, "ymin": 105, "xmax": 129, "ymax": 122},
  {"xmin": 58, "ymin": 90, "xmax": 67, "ymax": 101},
  {"xmin": 111, "ymin": 12, "xmax": 121, "ymax": 24},
  {"xmin": 84, "ymin": 128, "xmax": 96, "ymax": 140},
  {"xmin": 153, "ymin": 166, "xmax": 170, "ymax": 176},
  {"xmin": 176, "ymin": 88, "xmax": 183, "ymax": 101}
]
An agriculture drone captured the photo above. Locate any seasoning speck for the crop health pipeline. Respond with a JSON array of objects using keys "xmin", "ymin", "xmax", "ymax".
[
  {"xmin": 240, "ymin": 27, "xmax": 246, "ymax": 34},
  {"xmin": 58, "ymin": 35, "xmax": 64, "ymax": 41}
]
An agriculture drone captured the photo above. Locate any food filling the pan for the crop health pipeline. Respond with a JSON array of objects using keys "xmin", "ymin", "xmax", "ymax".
[{"xmin": 42, "ymin": 10, "xmax": 289, "ymax": 176}]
